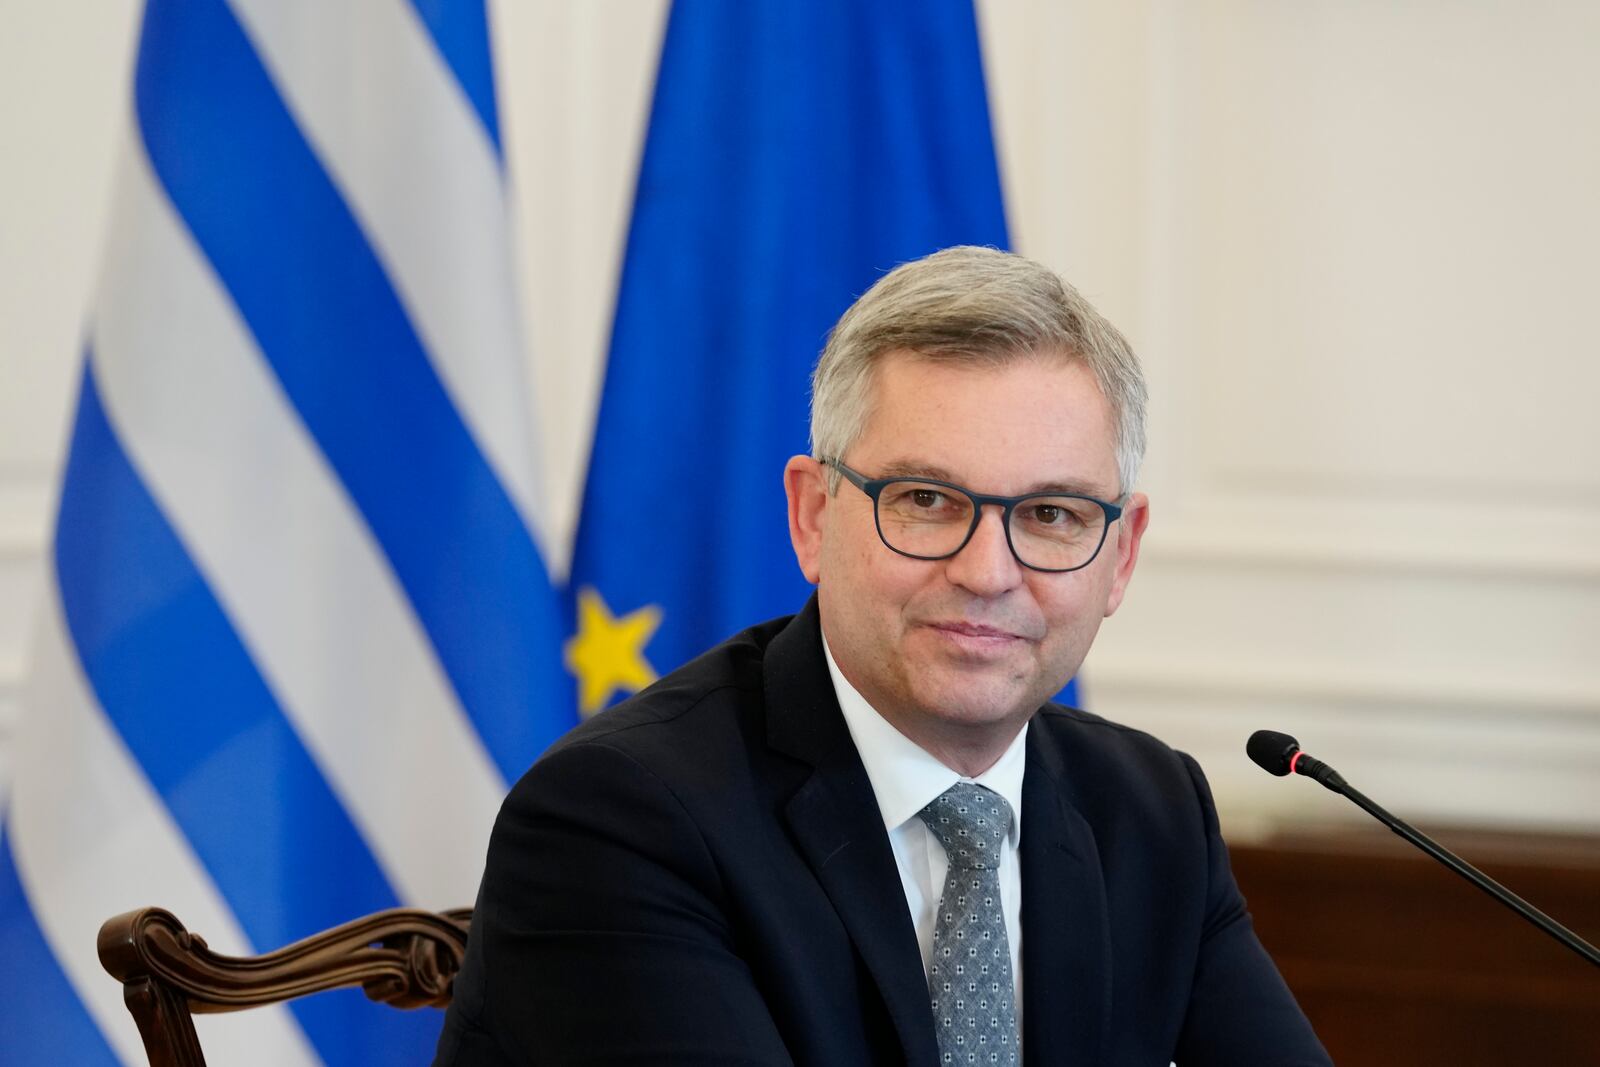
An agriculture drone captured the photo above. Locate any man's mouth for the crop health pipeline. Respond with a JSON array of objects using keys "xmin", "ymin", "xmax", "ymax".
[
  {"xmin": 923, "ymin": 621, "xmax": 1030, "ymax": 655},
  {"xmin": 930, "ymin": 621, "xmax": 1019, "ymax": 640}
]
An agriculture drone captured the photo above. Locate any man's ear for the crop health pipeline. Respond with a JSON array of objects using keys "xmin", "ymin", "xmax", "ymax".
[
  {"xmin": 784, "ymin": 455, "xmax": 829, "ymax": 584},
  {"xmin": 1103, "ymin": 492, "xmax": 1149, "ymax": 618}
]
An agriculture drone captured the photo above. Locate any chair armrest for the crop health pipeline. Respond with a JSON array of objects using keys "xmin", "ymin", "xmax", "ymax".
[{"xmin": 97, "ymin": 905, "xmax": 472, "ymax": 1067}]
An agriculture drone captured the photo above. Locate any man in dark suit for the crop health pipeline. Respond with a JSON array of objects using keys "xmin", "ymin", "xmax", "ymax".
[{"xmin": 436, "ymin": 247, "xmax": 1330, "ymax": 1065}]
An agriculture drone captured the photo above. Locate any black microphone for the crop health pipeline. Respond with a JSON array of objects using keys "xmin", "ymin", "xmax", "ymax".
[
  {"xmin": 1245, "ymin": 729, "xmax": 1347, "ymax": 790},
  {"xmin": 1246, "ymin": 729, "xmax": 1600, "ymax": 969}
]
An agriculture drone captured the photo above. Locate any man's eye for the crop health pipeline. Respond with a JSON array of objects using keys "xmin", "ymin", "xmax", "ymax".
[
  {"xmin": 1024, "ymin": 502, "xmax": 1089, "ymax": 529},
  {"xmin": 883, "ymin": 485, "xmax": 962, "ymax": 519},
  {"xmin": 1033, "ymin": 504, "xmax": 1084, "ymax": 526}
]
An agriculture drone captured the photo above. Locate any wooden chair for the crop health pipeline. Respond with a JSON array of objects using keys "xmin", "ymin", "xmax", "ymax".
[{"xmin": 97, "ymin": 905, "xmax": 472, "ymax": 1067}]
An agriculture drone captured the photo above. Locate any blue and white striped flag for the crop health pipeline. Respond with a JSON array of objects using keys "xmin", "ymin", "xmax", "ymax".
[{"xmin": 0, "ymin": 1, "xmax": 569, "ymax": 1063}]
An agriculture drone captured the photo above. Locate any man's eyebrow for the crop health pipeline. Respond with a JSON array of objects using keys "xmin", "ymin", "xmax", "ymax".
[
  {"xmin": 871, "ymin": 459, "xmax": 1117, "ymax": 499},
  {"xmin": 1023, "ymin": 480, "xmax": 1119, "ymax": 499},
  {"xmin": 873, "ymin": 460, "xmax": 961, "ymax": 482}
]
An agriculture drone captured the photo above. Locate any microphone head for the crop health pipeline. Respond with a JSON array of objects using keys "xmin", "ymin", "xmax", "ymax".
[{"xmin": 1247, "ymin": 730, "xmax": 1301, "ymax": 777}]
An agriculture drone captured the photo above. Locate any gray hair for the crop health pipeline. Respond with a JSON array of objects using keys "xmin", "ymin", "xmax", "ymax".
[{"xmin": 809, "ymin": 245, "xmax": 1148, "ymax": 498}]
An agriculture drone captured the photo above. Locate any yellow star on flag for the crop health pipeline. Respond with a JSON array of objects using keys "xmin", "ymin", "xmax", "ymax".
[{"xmin": 565, "ymin": 586, "xmax": 662, "ymax": 717}]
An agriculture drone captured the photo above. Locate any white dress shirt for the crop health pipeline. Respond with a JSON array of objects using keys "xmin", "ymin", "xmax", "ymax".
[{"xmin": 822, "ymin": 637, "xmax": 1028, "ymax": 1019}]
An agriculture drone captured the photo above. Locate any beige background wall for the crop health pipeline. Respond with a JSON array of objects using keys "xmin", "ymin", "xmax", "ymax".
[{"xmin": 3, "ymin": 0, "xmax": 1596, "ymax": 833}]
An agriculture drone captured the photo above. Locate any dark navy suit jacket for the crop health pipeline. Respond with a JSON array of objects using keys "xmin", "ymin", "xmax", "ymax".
[{"xmin": 435, "ymin": 598, "xmax": 1331, "ymax": 1065}]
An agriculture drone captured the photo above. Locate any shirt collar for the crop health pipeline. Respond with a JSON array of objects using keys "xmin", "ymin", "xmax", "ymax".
[{"xmin": 823, "ymin": 634, "xmax": 1027, "ymax": 847}]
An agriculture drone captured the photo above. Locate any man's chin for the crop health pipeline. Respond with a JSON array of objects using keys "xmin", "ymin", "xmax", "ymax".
[{"xmin": 908, "ymin": 669, "xmax": 1041, "ymax": 730}]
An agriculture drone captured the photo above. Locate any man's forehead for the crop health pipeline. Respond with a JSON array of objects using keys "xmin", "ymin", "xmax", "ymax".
[
  {"xmin": 866, "ymin": 349, "xmax": 1112, "ymax": 424},
  {"xmin": 854, "ymin": 355, "xmax": 1121, "ymax": 498}
]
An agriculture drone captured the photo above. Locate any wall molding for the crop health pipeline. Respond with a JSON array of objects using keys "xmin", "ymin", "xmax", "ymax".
[
  {"xmin": 1088, "ymin": 657, "xmax": 1600, "ymax": 722},
  {"xmin": 1142, "ymin": 524, "xmax": 1600, "ymax": 582},
  {"xmin": 1208, "ymin": 465, "xmax": 1600, "ymax": 511},
  {"xmin": 1106, "ymin": 694, "xmax": 1600, "ymax": 834}
]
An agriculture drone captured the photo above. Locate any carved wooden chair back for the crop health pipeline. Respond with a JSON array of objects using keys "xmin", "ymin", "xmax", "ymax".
[{"xmin": 97, "ymin": 905, "xmax": 472, "ymax": 1067}]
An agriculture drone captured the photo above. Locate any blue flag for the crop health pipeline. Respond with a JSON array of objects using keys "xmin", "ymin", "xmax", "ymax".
[
  {"xmin": 565, "ymin": 1, "xmax": 1081, "ymax": 713},
  {"xmin": 0, "ymin": 1, "xmax": 566, "ymax": 1063}
]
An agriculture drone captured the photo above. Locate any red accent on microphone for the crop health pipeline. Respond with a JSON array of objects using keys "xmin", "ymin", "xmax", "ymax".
[{"xmin": 1288, "ymin": 750, "xmax": 1304, "ymax": 776}]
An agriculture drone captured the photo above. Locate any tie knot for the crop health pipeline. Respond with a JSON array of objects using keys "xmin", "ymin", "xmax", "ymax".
[{"xmin": 916, "ymin": 782, "xmax": 1012, "ymax": 870}]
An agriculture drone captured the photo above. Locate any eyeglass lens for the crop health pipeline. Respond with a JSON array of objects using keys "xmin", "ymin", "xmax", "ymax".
[{"xmin": 875, "ymin": 480, "xmax": 1106, "ymax": 570}]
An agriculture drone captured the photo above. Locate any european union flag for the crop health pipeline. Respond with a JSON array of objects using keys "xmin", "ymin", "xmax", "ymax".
[{"xmin": 565, "ymin": 1, "xmax": 1068, "ymax": 715}]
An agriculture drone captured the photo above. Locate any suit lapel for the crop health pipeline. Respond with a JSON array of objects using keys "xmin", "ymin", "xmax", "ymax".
[
  {"xmin": 766, "ymin": 600, "xmax": 941, "ymax": 1066},
  {"xmin": 1021, "ymin": 723, "xmax": 1111, "ymax": 1065}
]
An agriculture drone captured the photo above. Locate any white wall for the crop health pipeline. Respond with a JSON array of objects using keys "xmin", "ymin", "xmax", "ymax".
[
  {"xmin": 2, "ymin": 0, "xmax": 1596, "ymax": 834},
  {"xmin": 980, "ymin": 0, "xmax": 1600, "ymax": 832}
]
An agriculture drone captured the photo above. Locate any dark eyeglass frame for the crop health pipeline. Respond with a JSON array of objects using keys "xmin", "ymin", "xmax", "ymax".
[{"xmin": 825, "ymin": 458, "xmax": 1124, "ymax": 574}]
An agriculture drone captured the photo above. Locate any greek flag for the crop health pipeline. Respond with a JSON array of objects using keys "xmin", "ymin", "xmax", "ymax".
[{"xmin": 0, "ymin": 1, "xmax": 567, "ymax": 1064}]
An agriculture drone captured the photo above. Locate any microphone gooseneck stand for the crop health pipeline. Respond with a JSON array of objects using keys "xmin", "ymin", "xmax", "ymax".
[{"xmin": 1246, "ymin": 729, "xmax": 1600, "ymax": 969}]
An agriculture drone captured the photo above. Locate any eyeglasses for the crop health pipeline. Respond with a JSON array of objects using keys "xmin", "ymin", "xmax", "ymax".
[{"xmin": 826, "ymin": 458, "xmax": 1123, "ymax": 573}]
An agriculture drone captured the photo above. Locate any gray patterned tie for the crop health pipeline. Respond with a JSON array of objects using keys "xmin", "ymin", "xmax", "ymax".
[{"xmin": 917, "ymin": 782, "xmax": 1019, "ymax": 1066}]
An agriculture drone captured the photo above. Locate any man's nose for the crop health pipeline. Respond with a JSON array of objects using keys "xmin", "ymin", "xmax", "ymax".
[{"xmin": 943, "ymin": 506, "xmax": 1023, "ymax": 596}]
